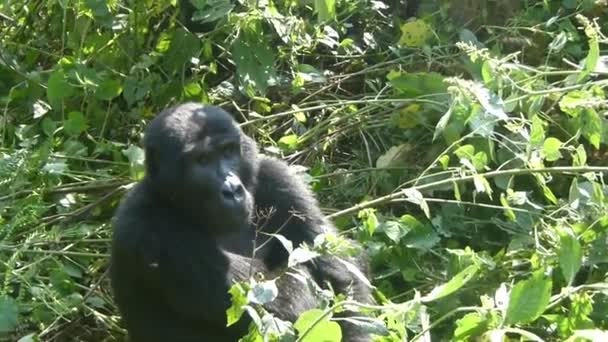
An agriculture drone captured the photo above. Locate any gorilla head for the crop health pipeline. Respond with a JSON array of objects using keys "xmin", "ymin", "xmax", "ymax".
[{"xmin": 142, "ymin": 103, "xmax": 258, "ymax": 233}]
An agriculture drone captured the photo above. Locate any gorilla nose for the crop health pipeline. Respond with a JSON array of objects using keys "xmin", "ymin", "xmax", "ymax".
[{"xmin": 221, "ymin": 174, "xmax": 245, "ymax": 203}]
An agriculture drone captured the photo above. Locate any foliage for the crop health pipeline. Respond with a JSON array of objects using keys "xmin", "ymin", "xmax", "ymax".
[{"xmin": 1, "ymin": 0, "xmax": 608, "ymax": 341}]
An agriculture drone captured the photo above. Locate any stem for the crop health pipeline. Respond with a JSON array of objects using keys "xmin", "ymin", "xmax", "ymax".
[{"xmin": 328, "ymin": 166, "xmax": 608, "ymax": 219}]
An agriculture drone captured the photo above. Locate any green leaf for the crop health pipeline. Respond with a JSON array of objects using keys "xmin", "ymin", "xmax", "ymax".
[
  {"xmin": 530, "ymin": 116, "xmax": 545, "ymax": 147},
  {"xmin": 314, "ymin": 0, "xmax": 336, "ymax": 22},
  {"xmin": 294, "ymin": 309, "xmax": 342, "ymax": 342},
  {"xmin": 278, "ymin": 134, "xmax": 298, "ymax": 152},
  {"xmin": 47, "ymin": 69, "xmax": 75, "ymax": 109},
  {"xmin": 0, "ymin": 296, "xmax": 18, "ymax": 334},
  {"xmin": 398, "ymin": 19, "xmax": 432, "ymax": 47},
  {"xmin": 454, "ymin": 312, "xmax": 487, "ymax": 341},
  {"xmin": 63, "ymin": 111, "xmax": 88, "ymax": 136},
  {"xmin": 380, "ymin": 221, "xmax": 409, "ymax": 243},
  {"xmin": 454, "ymin": 145, "xmax": 475, "ymax": 159},
  {"xmin": 41, "ymin": 117, "xmax": 57, "ymax": 137},
  {"xmin": 472, "ymin": 151, "xmax": 488, "ymax": 171},
  {"xmin": 573, "ymin": 145, "xmax": 587, "ymax": 167},
  {"xmin": 542, "ymin": 137, "xmax": 563, "ymax": 162},
  {"xmin": 423, "ymin": 265, "xmax": 479, "ymax": 302},
  {"xmin": 559, "ymin": 90, "xmax": 591, "ymax": 118},
  {"xmin": 95, "ymin": 78, "xmax": 122, "ymax": 100},
  {"xmin": 401, "ymin": 216, "xmax": 440, "ymax": 250},
  {"xmin": 558, "ymin": 230, "xmax": 582, "ymax": 285},
  {"xmin": 504, "ymin": 271, "xmax": 552, "ymax": 325},
  {"xmin": 226, "ymin": 283, "xmax": 248, "ymax": 327},
  {"xmin": 577, "ymin": 32, "xmax": 599, "ymax": 82},
  {"xmin": 162, "ymin": 28, "xmax": 202, "ymax": 74},
  {"xmin": 388, "ymin": 72, "xmax": 447, "ymax": 98},
  {"xmin": 232, "ymin": 20, "xmax": 276, "ymax": 96},
  {"xmin": 580, "ymin": 109, "xmax": 602, "ymax": 149},
  {"xmin": 191, "ymin": 0, "xmax": 234, "ymax": 24}
]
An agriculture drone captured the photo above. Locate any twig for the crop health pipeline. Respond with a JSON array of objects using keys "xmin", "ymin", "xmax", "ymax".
[{"xmin": 328, "ymin": 166, "xmax": 608, "ymax": 219}]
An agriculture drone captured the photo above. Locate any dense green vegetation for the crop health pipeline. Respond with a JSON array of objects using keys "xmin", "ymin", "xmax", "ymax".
[{"xmin": 1, "ymin": 0, "xmax": 608, "ymax": 341}]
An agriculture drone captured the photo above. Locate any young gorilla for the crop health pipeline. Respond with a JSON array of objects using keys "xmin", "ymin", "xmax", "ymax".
[{"xmin": 110, "ymin": 103, "xmax": 373, "ymax": 342}]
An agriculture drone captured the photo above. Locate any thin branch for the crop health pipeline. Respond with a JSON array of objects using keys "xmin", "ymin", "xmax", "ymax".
[{"xmin": 328, "ymin": 166, "xmax": 608, "ymax": 219}]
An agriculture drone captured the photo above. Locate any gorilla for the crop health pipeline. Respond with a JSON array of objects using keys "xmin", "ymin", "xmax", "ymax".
[{"xmin": 110, "ymin": 103, "xmax": 373, "ymax": 341}]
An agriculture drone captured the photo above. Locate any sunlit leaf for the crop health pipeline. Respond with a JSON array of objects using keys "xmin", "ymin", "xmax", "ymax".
[
  {"xmin": 398, "ymin": 19, "xmax": 432, "ymax": 47},
  {"xmin": 423, "ymin": 265, "xmax": 479, "ymax": 302},
  {"xmin": 558, "ymin": 230, "xmax": 582, "ymax": 285},
  {"xmin": 504, "ymin": 271, "xmax": 552, "ymax": 325},
  {"xmin": 294, "ymin": 309, "xmax": 341, "ymax": 342}
]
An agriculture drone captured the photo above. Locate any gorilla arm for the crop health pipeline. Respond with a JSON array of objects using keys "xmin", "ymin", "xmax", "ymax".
[{"xmin": 253, "ymin": 157, "xmax": 374, "ymax": 341}]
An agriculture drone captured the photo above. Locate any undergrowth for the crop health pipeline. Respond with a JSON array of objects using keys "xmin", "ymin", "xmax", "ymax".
[{"xmin": 1, "ymin": 0, "xmax": 608, "ymax": 341}]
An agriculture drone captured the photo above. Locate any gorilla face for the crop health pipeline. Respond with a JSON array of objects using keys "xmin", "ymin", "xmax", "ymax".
[{"xmin": 143, "ymin": 103, "xmax": 256, "ymax": 234}]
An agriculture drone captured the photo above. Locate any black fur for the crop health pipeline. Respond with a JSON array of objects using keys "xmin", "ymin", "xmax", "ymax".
[{"xmin": 110, "ymin": 103, "xmax": 372, "ymax": 341}]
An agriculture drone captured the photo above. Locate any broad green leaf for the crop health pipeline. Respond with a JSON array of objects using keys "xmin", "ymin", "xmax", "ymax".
[
  {"xmin": 183, "ymin": 82, "xmax": 202, "ymax": 98},
  {"xmin": 388, "ymin": 72, "xmax": 447, "ymax": 97},
  {"xmin": 392, "ymin": 104, "xmax": 421, "ymax": 129},
  {"xmin": 577, "ymin": 29, "xmax": 599, "ymax": 82},
  {"xmin": 423, "ymin": 265, "xmax": 479, "ymax": 302},
  {"xmin": 294, "ymin": 309, "xmax": 341, "ymax": 342},
  {"xmin": 542, "ymin": 137, "xmax": 562, "ymax": 162},
  {"xmin": 95, "ymin": 78, "xmax": 122, "ymax": 100},
  {"xmin": 401, "ymin": 216, "xmax": 440, "ymax": 250},
  {"xmin": 398, "ymin": 19, "xmax": 432, "ymax": 47},
  {"xmin": 47, "ymin": 69, "xmax": 75, "ymax": 109},
  {"xmin": 530, "ymin": 116, "xmax": 545, "ymax": 147},
  {"xmin": 162, "ymin": 28, "xmax": 201, "ymax": 74},
  {"xmin": 558, "ymin": 230, "xmax": 582, "ymax": 285},
  {"xmin": 278, "ymin": 134, "xmax": 298, "ymax": 152},
  {"xmin": 191, "ymin": 0, "xmax": 234, "ymax": 24},
  {"xmin": 314, "ymin": 0, "xmax": 336, "ymax": 22},
  {"xmin": 41, "ymin": 117, "xmax": 57, "ymax": 137},
  {"xmin": 504, "ymin": 271, "xmax": 552, "ymax": 325},
  {"xmin": 454, "ymin": 145, "xmax": 475, "ymax": 159},
  {"xmin": 380, "ymin": 221, "xmax": 409, "ymax": 243},
  {"xmin": 63, "ymin": 111, "xmax": 88, "ymax": 136},
  {"xmin": 0, "ymin": 296, "xmax": 18, "ymax": 334},
  {"xmin": 403, "ymin": 188, "xmax": 430, "ymax": 218},
  {"xmin": 580, "ymin": 109, "xmax": 602, "ymax": 149},
  {"xmin": 573, "ymin": 145, "xmax": 587, "ymax": 167},
  {"xmin": 472, "ymin": 151, "xmax": 488, "ymax": 171},
  {"xmin": 438, "ymin": 155, "xmax": 450, "ymax": 169},
  {"xmin": 232, "ymin": 20, "xmax": 276, "ymax": 96},
  {"xmin": 454, "ymin": 312, "xmax": 487, "ymax": 341},
  {"xmin": 226, "ymin": 283, "xmax": 248, "ymax": 327},
  {"xmin": 559, "ymin": 90, "xmax": 591, "ymax": 117},
  {"xmin": 359, "ymin": 208, "xmax": 379, "ymax": 236}
]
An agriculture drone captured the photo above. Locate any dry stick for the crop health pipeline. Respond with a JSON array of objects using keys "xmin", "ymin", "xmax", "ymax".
[{"xmin": 327, "ymin": 166, "xmax": 608, "ymax": 219}]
